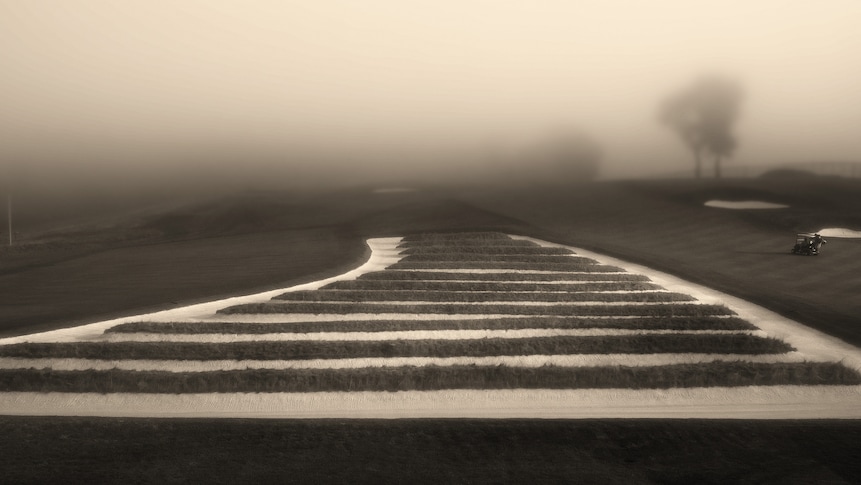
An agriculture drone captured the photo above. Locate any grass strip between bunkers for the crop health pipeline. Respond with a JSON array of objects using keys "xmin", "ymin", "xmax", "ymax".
[
  {"xmin": 1, "ymin": 362, "xmax": 858, "ymax": 393},
  {"xmin": 107, "ymin": 316, "xmax": 757, "ymax": 334},
  {"xmin": 273, "ymin": 290, "xmax": 694, "ymax": 303},
  {"xmin": 218, "ymin": 302, "xmax": 735, "ymax": 317},
  {"xmin": 0, "ymin": 335, "xmax": 793, "ymax": 360},
  {"xmin": 388, "ymin": 262, "xmax": 623, "ymax": 271},
  {"xmin": 320, "ymin": 280, "xmax": 665, "ymax": 292},
  {"xmin": 357, "ymin": 271, "xmax": 650, "ymax": 282}
]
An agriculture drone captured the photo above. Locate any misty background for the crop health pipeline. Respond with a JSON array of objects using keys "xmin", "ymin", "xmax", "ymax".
[{"xmin": 2, "ymin": 1, "xmax": 861, "ymax": 196}]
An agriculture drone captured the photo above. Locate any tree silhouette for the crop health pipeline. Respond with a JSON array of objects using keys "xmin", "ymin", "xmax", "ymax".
[{"xmin": 660, "ymin": 75, "xmax": 743, "ymax": 178}]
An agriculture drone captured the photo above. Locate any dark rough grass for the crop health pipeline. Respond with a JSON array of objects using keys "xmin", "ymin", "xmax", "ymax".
[
  {"xmin": 273, "ymin": 289, "xmax": 695, "ymax": 303},
  {"xmin": 321, "ymin": 280, "xmax": 664, "ymax": 292},
  {"xmin": 358, "ymin": 270, "xmax": 651, "ymax": 282},
  {"xmin": 107, "ymin": 316, "xmax": 757, "ymax": 334},
  {"xmin": 0, "ymin": 362, "xmax": 856, "ymax": 393},
  {"xmin": 2, "ymin": 418, "xmax": 859, "ymax": 485},
  {"xmin": 389, "ymin": 261, "xmax": 622, "ymax": 271},
  {"xmin": 219, "ymin": 301, "xmax": 735, "ymax": 317},
  {"xmin": 0, "ymin": 335, "xmax": 793, "ymax": 361}
]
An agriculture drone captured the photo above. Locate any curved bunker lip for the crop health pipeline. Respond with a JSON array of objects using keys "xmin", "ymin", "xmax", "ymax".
[
  {"xmin": 815, "ymin": 228, "xmax": 861, "ymax": 238},
  {"xmin": 704, "ymin": 200, "xmax": 789, "ymax": 210}
]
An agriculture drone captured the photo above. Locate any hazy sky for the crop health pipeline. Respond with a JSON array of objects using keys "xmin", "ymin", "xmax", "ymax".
[{"xmin": 2, "ymin": 0, "xmax": 860, "ymax": 184}]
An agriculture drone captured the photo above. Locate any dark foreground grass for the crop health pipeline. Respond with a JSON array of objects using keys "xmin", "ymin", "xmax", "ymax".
[
  {"xmin": 321, "ymin": 280, "xmax": 664, "ymax": 292},
  {"xmin": 0, "ymin": 362, "xmax": 856, "ymax": 393},
  {"xmin": 273, "ymin": 289, "xmax": 695, "ymax": 303},
  {"xmin": 219, "ymin": 301, "xmax": 735, "ymax": 317},
  {"xmin": 3, "ymin": 418, "xmax": 859, "ymax": 484},
  {"xmin": 108, "ymin": 316, "xmax": 756, "ymax": 334},
  {"xmin": 0, "ymin": 335, "xmax": 793, "ymax": 361},
  {"xmin": 359, "ymin": 270, "xmax": 651, "ymax": 282}
]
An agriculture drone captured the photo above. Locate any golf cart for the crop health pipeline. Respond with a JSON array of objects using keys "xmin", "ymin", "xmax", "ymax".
[{"xmin": 791, "ymin": 233, "xmax": 827, "ymax": 256}]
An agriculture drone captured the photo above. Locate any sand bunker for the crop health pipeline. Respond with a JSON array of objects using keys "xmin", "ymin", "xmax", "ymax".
[
  {"xmin": 705, "ymin": 200, "xmax": 789, "ymax": 210},
  {"xmin": 816, "ymin": 228, "xmax": 861, "ymax": 238}
]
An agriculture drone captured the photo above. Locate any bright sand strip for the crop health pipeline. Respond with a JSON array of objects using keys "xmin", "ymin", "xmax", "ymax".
[
  {"xmin": 1, "ymin": 387, "xmax": 859, "ymax": 419},
  {"xmin": 816, "ymin": 227, "xmax": 861, "ymax": 238},
  {"xmin": 1, "ymin": 234, "xmax": 860, "ymax": 419},
  {"xmin": 0, "ymin": 353, "xmax": 805, "ymax": 373},
  {"xmin": 704, "ymin": 200, "xmax": 789, "ymax": 209}
]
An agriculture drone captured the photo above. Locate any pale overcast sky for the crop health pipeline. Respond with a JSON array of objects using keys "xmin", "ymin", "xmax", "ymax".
[{"xmin": 2, "ymin": 1, "xmax": 860, "ymax": 182}]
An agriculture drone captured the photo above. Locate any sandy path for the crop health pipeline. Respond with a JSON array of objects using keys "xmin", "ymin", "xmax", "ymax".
[{"xmin": 1, "ymin": 234, "xmax": 860, "ymax": 419}]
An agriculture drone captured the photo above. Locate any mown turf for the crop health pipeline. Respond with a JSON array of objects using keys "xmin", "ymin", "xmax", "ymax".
[
  {"xmin": 400, "ymin": 245, "xmax": 573, "ymax": 255},
  {"xmin": 0, "ymin": 335, "xmax": 793, "ymax": 361},
  {"xmin": 398, "ymin": 254, "xmax": 595, "ymax": 264},
  {"xmin": 273, "ymin": 289, "xmax": 694, "ymax": 303},
  {"xmin": 321, "ymin": 280, "xmax": 663, "ymax": 292},
  {"xmin": 388, "ymin": 261, "xmax": 622, "ymax": 271},
  {"xmin": 2, "ymin": 418, "xmax": 859, "ymax": 484},
  {"xmin": 0, "ymin": 362, "xmax": 856, "ymax": 393},
  {"xmin": 358, "ymin": 270, "xmax": 651, "ymax": 282},
  {"xmin": 219, "ymin": 302, "xmax": 735, "ymax": 317},
  {"xmin": 107, "ymin": 316, "xmax": 757, "ymax": 334}
]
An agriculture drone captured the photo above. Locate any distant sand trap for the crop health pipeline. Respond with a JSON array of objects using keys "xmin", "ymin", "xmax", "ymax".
[
  {"xmin": 705, "ymin": 200, "xmax": 789, "ymax": 209},
  {"xmin": 816, "ymin": 228, "xmax": 861, "ymax": 238},
  {"xmin": 373, "ymin": 188, "xmax": 417, "ymax": 194}
]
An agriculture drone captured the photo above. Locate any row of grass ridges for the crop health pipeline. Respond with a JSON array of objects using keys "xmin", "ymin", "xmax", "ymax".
[
  {"xmin": 107, "ymin": 317, "xmax": 757, "ymax": 335},
  {"xmin": 320, "ymin": 280, "xmax": 664, "ymax": 292},
  {"xmin": 219, "ymin": 302, "xmax": 735, "ymax": 317},
  {"xmin": 388, "ymin": 262, "xmax": 624, "ymax": 272},
  {"xmin": 0, "ymin": 335, "xmax": 794, "ymax": 360},
  {"xmin": 2, "ymin": 362, "xmax": 858, "ymax": 393},
  {"xmin": 357, "ymin": 271, "xmax": 650, "ymax": 282},
  {"xmin": 399, "ymin": 246, "xmax": 574, "ymax": 255},
  {"xmin": 272, "ymin": 290, "xmax": 694, "ymax": 303},
  {"xmin": 397, "ymin": 254, "xmax": 597, "ymax": 264}
]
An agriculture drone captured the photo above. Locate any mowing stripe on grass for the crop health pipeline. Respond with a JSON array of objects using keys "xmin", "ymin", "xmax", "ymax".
[
  {"xmin": 0, "ymin": 353, "xmax": 813, "ymax": 373},
  {"xmin": 1, "ymin": 362, "xmax": 856, "ymax": 393},
  {"xmin": 0, "ymin": 335, "xmax": 792, "ymax": 361},
  {"xmin": 358, "ymin": 271, "xmax": 651, "ymax": 282},
  {"xmin": 218, "ymin": 302, "xmax": 734, "ymax": 316},
  {"xmin": 272, "ymin": 290, "xmax": 693, "ymax": 303},
  {"xmin": 106, "ymin": 316, "xmax": 757, "ymax": 334}
]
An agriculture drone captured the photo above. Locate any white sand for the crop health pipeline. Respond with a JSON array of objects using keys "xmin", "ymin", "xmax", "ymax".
[
  {"xmin": 2, "ymin": 233, "xmax": 860, "ymax": 419},
  {"xmin": 704, "ymin": 200, "xmax": 789, "ymax": 209},
  {"xmin": 816, "ymin": 227, "xmax": 861, "ymax": 238}
]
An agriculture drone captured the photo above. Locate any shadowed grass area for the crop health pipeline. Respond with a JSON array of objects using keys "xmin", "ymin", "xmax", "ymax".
[
  {"xmin": 0, "ymin": 362, "xmax": 857, "ymax": 393},
  {"xmin": 358, "ymin": 271, "xmax": 651, "ymax": 282},
  {"xmin": 321, "ymin": 280, "xmax": 664, "ymax": 292},
  {"xmin": 0, "ymin": 335, "xmax": 792, "ymax": 361},
  {"xmin": 107, "ymin": 316, "xmax": 757, "ymax": 334},
  {"xmin": 219, "ymin": 302, "xmax": 735, "ymax": 317},
  {"xmin": 273, "ymin": 290, "xmax": 694, "ymax": 303},
  {"xmin": 389, "ymin": 261, "xmax": 624, "ymax": 271}
]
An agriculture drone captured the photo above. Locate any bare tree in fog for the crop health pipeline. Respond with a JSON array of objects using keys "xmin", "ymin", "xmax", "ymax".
[{"xmin": 660, "ymin": 75, "xmax": 743, "ymax": 178}]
